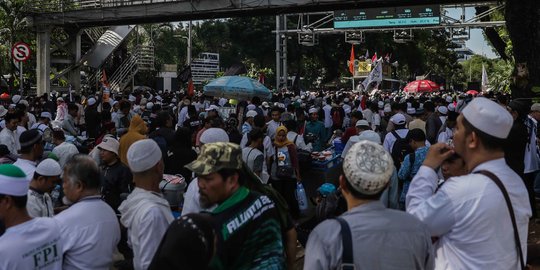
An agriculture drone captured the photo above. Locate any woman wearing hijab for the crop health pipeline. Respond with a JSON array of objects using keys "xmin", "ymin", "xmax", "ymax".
[{"xmin": 269, "ymin": 126, "xmax": 301, "ymax": 218}]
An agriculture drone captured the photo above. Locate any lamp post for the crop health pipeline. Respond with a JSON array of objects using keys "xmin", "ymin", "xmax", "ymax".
[{"xmin": 174, "ymin": 21, "xmax": 192, "ymax": 66}]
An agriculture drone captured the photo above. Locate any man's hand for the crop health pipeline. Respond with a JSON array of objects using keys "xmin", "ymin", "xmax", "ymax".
[{"xmin": 423, "ymin": 143, "xmax": 455, "ymax": 170}]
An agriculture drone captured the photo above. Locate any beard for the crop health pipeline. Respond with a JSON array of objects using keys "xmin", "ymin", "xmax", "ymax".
[{"xmin": 198, "ymin": 192, "xmax": 215, "ymax": 209}]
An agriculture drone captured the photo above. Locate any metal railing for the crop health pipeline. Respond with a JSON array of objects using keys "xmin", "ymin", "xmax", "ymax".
[
  {"xmin": 107, "ymin": 45, "xmax": 154, "ymax": 91},
  {"xmin": 25, "ymin": 0, "xmax": 186, "ymax": 13},
  {"xmin": 84, "ymin": 27, "xmax": 107, "ymax": 44}
]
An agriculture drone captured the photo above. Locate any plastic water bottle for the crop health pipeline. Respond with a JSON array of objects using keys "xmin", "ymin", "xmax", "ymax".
[
  {"xmin": 51, "ymin": 184, "xmax": 61, "ymax": 207},
  {"xmin": 296, "ymin": 182, "xmax": 309, "ymax": 214}
]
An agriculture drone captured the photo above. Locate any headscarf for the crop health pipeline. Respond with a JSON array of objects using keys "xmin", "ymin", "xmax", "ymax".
[{"xmin": 273, "ymin": 126, "xmax": 294, "ymax": 148}]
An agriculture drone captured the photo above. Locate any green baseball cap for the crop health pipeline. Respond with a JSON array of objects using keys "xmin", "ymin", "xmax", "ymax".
[{"xmin": 185, "ymin": 142, "xmax": 243, "ymax": 175}]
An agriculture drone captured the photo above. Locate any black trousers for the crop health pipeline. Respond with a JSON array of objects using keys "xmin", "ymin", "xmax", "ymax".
[
  {"xmin": 271, "ymin": 178, "xmax": 300, "ymax": 219},
  {"xmin": 524, "ymin": 172, "xmax": 537, "ymax": 218}
]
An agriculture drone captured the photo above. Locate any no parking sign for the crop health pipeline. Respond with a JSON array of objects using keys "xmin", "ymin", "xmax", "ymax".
[{"xmin": 12, "ymin": 42, "xmax": 31, "ymax": 62}]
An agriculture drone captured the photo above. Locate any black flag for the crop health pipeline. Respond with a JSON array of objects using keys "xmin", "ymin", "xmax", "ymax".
[{"xmin": 178, "ymin": 65, "xmax": 192, "ymax": 83}]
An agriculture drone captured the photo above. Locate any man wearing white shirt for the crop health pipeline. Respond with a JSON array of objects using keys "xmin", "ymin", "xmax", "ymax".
[
  {"xmin": 14, "ymin": 130, "xmax": 43, "ymax": 180},
  {"xmin": 0, "ymin": 164, "xmax": 63, "ymax": 270},
  {"xmin": 27, "ymin": 159, "xmax": 62, "ymax": 218},
  {"xmin": 383, "ymin": 113, "xmax": 409, "ymax": 153},
  {"xmin": 266, "ymin": 106, "xmax": 282, "ymax": 140},
  {"xmin": 322, "ymin": 99, "xmax": 333, "ymax": 130},
  {"xmin": 54, "ymin": 155, "xmax": 120, "ymax": 270},
  {"xmin": 119, "ymin": 139, "xmax": 174, "ymax": 270},
  {"xmin": 0, "ymin": 112, "xmax": 20, "ymax": 154},
  {"xmin": 406, "ymin": 97, "xmax": 531, "ymax": 269}
]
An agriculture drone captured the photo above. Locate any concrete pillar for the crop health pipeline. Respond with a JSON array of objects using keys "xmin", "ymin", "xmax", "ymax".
[
  {"xmin": 67, "ymin": 30, "xmax": 82, "ymax": 92},
  {"xmin": 36, "ymin": 27, "xmax": 51, "ymax": 96}
]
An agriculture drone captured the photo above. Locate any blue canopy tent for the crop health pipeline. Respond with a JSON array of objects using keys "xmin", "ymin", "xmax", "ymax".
[{"xmin": 203, "ymin": 76, "xmax": 272, "ymax": 101}]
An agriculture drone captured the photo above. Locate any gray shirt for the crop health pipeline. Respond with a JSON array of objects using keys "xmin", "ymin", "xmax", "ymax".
[
  {"xmin": 304, "ymin": 201, "xmax": 434, "ymax": 270},
  {"xmin": 242, "ymin": 147, "xmax": 263, "ymax": 175}
]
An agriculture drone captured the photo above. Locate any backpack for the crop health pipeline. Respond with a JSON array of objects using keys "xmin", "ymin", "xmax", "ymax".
[
  {"xmin": 390, "ymin": 130, "xmax": 412, "ymax": 170},
  {"xmin": 315, "ymin": 189, "xmax": 348, "ymax": 223}
]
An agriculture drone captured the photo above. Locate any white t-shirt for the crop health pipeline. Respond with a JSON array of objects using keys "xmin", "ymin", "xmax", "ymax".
[
  {"xmin": 0, "ymin": 218, "xmax": 63, "ymax": 270},
  {"xmin": 13, "ymin": 158, "xmax": 37, "ymax": 181},
  {"xmin": 55, "ymin": 196, "xmax": 120, "ymax": 270}
]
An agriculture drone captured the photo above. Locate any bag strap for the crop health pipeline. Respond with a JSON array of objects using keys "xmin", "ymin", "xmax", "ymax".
[
  {"xmin": 391, "ymin": 130, "xmax": 401, "ymax": 140},
  {"xmin": 294, "ymin": 134, "xmax": 298, "ymax": 144},
  {"xmin": 474, "ymin": 170, "xmax": 525, "ymax": 270},
  {"xmin": 247, "ymin": 147, "xmax": 255, "ymax": 164},
  {"xmin": 336, "ymin": 217, "xmax": 355, "ymax": 270}
]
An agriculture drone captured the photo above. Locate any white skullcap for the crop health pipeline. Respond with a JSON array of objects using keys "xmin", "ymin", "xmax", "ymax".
[
  {"xmin": 36, "ymin": 159, "xmax": 62, "ymax": 176},
  {"xmin": 462, "ymin": 97, "xmax": 513, "ymax": 139},
  {"xmin": 446, "ymin": 96, "xmax": 453, "ymax": 103},
  {"xmin": 0, "ymin": 165, "xmax": 29, "ymax": 196},
  {"xmin": 437, "ymin": 106, "xmax": 448, "ymax": 115},
  {"xmin": 128, "ymin": 95, "xmax": 136, "ymax": 102},
  {"xmin": 247, "ymin": 104, "xmax": 256, "ymax": 111},
  {"xmin": 156, "ymin": 96, "xmax": 163, "ymax": 101},
  {"xmin": 87, "ymin": 98, "xmax": 96, "ymax": 106},
  {"xmin": 390, "ymin": 113, "xmax": 406, "ymax": 125},
  {"xmin": 356, "ymin": 120, "xmax": 369, "ymax": 127},
  {"xmin": 200, "ymin": 128, "xmax": 229, "ymax": 144},
  {"xmin": 146, "ymin": 102, "xmax": 154, "ymax": 110},
  {"xmin": 246, "ymin": 110, "xmax": 257, "ymax": 118},
  {"xmin": 140, "ymin": 98, "xmax": 148, "ymax": 105},
  {"xmin": 308, "ymin": 108, "xmax": 318, "ymax": 114},
  {"xmin": 343, "ymin": 140, "xmax": 393, "ymax": 195},
  {"xmin": 19, "ymin": 100, "xmax": 29, "ymax": 107},
  {"xmin": 407, "ymin": 107, "xmax": 416, "ymax": 115},
  {"xmin": 357, "ymin": 130, "xmax": 382, "ymax": 144},
  {"xmin": 378, "ymin": 101, "xmax": 384, "ymax": 109},
  {"xmin": 127, "ymin": 139, "xmax": 162, "ymax": 173},
  {"xmin": 206, "ymin": 105, "xmax": 219, "ymax": 111},
  {"xmin": 344, "ymin": 98, "xmax": 350, "ymax": 103},
  {"xmin": 12, "ymin": 95, "xmax": 21, "ymax": 104},
  {"xmin": 448, "ymin": 103, "xmax": 456, "ymax": 112}
]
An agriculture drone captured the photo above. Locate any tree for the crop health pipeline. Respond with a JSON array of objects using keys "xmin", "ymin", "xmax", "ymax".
[{"xmin": 505, "ymin": 0, "xmax": 540, "ymax": 98}]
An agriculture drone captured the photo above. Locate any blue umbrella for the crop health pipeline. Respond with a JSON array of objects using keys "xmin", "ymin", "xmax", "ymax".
[{"xmin": 203, "ymin": 76, "xmax": 272, "ymax": 101}]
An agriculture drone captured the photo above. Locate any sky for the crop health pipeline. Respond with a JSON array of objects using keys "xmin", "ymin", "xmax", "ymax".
[{"xmin": 444, "ymin": 7, "xmax": 498, "ymax": 59}]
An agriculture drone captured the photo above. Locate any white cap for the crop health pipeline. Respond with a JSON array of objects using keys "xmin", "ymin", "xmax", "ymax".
[
  {"xmin": 57, "ymin": 97, "xmax": 64, "ymax": 102},
  {"xmin": 448, "ymin": 103, "xmax": 456, "ymax": 112},
  {"xmin": 246, "ymin": 110, "xmax": 258, "ymax": 118},
  {"xmin": 462, "ymin": 97, "xmax": 513, "ymax": 139},
  {"xmin": 12, "ymin": 95, "xmax": 21, "ymax": 104},
  {"xmin": 308, "ymin": 108, "xmax": 318, "ymax": 114},
  {"xmin": 146, "ymin": 102, "xmax": 154, "ymax": 110},
  {"xmin": 40, "ymin": 111, "xmax": 52, "ymax": 120},
  {"xmin": 262, "ymin": 101, "xmax": 270, "ymax": 108},
  {"xmin": 357, "ymin": 130, "xmax": 382, "ymax": 144},
  {"xmin": 407, "ymin": 107, "xmax": 416, "ymax": 115},
  {"xmin": 206, "ymin": 105, "xmax": 219, "ymax": 111},
  {"xmin": 97, "ymin": 137, "xmax": 120, "ymax": 155},
  {"xmin": 156, "ymin": 96, "xmax": 163, "ymax": 101},
  {"xmin": 343, "ymin": 141, "xmax": 394, "ymax": 195},
  {"xmin": 128, "ymin": 95, "xmax": 136, "ymax": 102},
  {"xmin": 0, "ymin": 164, "xmax": 30, "ymax": 196},
  {"xmin": 437, "ymin": 106, "xmax": 448, "ymax": 115},
  {"xmin": 355, "ymin": 120, "xmax": 369, "ymax": 127},
  {"xmin": 378, "ymin": 101, "xmax": 384, "ymax": 109},
  {"xmin": 247, "ymin": 104, "xmax": 256, "ymax": 111},
  {"xmin": 200, "ymin": 128, "xmax": 229, "ymax": 144},
  {"xmin": 390, "ymin": 113, "xmax": 406, "ymax": 125},
  {"xmin": 36, "ymin": 159, "xmax": 62, "ymax": 177},
  {"xmin": 87, "ymin": 97, "xmax": 96, "ymax": 106},
  {"xmin": 446, "ymin": 96, "xmax": 453, "ymax": 103},
  {"xmin": 127, "ymin": 139, "xmax": 162, "ymax": 173},
  {"xmin": 19, "ymin": 100, "xmax": 29, "ymax": 107}
]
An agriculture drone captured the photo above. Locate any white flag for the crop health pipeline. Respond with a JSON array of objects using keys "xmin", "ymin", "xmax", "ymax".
[
  {"xmin": 361, "ymin": 59, "xmax": 383, "ymax": 91},
  {"xmin": 481, "ymin": 64, "xmax": 489, "ymax": 92}
]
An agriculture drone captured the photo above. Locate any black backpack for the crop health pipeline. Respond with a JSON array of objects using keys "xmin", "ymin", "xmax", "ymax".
[{"xmin": 390, "ymin": 130, "xmax": 412, "ymax": 170}]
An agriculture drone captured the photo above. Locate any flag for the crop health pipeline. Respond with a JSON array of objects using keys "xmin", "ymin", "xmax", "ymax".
[
  {"xmin": 187, "ymin": 79, "xmax": 194, "ymax": 97},
  {"xmin": 101, "ymin": 69, "xmax": 110, "ymax": 103},
  {"xmin": 349, "ymin": 44, "xmax": 355, "ymax": 75},
  {"xmin": 178, "ymin": 65, "xmax": 192, "ymax": 83},
  {"xmin": 101, "ymin": 69, "xmax": 110, "ymax": 88},
  {"xmin": 384, "ymin": 53, "xmax": 389, "ymax": 62},
  {"xmin": 365, "ymin": 50, "xmax": 369, "ymax": 59},
  {"xmin": 258, "ymin": 72, "xmax": 265, "ymax": 84},
  {"xmin": 361, "ymin": 59, "xmax": 383, "ymax": 91},
  {"xmin": 371, "ymin": 52, "xmax": 378, "ymax": 63},
  {"xmin": 481, "ymin": 64, "xmax": 489, "ymax": 92}
]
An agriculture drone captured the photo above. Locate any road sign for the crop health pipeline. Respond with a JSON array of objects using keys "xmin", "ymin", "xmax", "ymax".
[
  {"xmin": 334, "ymin": 5, "xmax": 440, "ymax": 29},
  {"xmin": 12, "ymin": 42, "xmax": 31, "ymax": 62}
]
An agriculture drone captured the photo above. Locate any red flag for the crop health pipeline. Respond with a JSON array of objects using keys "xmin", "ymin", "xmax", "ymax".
[
  {"xmin": 349, "ymin": 44, "xmax": 355, "ymax": 75},
  {"xmin": 187, "ymin": 79, "xmax": 194, "ymax": 97},
  {"xmin": 258, "ymin": 72, "xmax": 265, "ymax": 84},
  {"xmin": 101, "ymin": 69, "xmax": 110, "ymax": 88},
  {"xmin": 371, "ymin": 52, "xmax": 378, "ymax": 63}
]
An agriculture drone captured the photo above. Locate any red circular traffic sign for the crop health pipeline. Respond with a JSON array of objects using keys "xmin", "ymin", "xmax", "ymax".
[{"xmin": 12, "ymin": 42, "xmax": 31, "ymax": 62}]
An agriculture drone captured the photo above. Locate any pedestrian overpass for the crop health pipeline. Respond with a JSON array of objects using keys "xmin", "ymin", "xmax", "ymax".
[{"xmin": 24, "ymin": 0, "xmax": 499, "ymax": 95}]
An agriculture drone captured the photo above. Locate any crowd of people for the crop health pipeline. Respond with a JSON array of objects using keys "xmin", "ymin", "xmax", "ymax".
[{"xmin": 0, "ymin": 87, "xmax": 538, "ymax": 269}]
